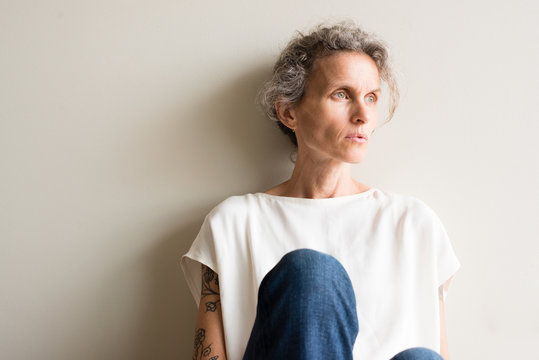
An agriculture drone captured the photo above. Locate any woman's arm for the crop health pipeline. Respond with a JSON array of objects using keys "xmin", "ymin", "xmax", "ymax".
[
  {"xmin": 439, "ymin": 276, "xmax": 454, "ymax": 360},
  {"xmin": 191, "ymin": 265, "xmax": 227, "ymax": 360},
  {"xmin": 439, "ymin": 298, "xmax": 449, "ymax": 360}
]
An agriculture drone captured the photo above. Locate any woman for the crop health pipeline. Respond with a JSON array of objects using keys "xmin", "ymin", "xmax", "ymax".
[{"xmin": 182, "ymin": 21, "xmax": 460, "ymax": 360}]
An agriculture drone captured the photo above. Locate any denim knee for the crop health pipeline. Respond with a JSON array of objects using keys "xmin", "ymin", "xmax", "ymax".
[
  {"xmin": 263, "ymin": 249, "xmax": 354, "ymax": 297},
  {"xmin": 391, "ymin": 347, "xmax": 444, "ymax": 360},
  {"xmin": 246, "ymin": 249, "xmax": 358, "ymax": 360},
  {"xmin": 277, "ymin": 249, "xmax": 346, "ymax": 278}
]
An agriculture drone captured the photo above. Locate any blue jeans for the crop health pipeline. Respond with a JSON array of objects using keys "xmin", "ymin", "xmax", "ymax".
[{"xmin": 243, "ymin": 249, "xmax": 443, "ymax": 360}]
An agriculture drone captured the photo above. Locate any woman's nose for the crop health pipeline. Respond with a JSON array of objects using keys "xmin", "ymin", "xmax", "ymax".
[{"xmin": 351, "ymin": 100, "xmax": 373, "ymax": 124}]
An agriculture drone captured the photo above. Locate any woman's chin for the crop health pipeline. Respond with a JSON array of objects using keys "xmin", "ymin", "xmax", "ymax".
[
  {"xmin": 348, "ymin": 158, "xmax": 365, "ymax": 164},
  {"xmin": 342, "ymin": 150, "xmax": 367, "ymax": 164}
]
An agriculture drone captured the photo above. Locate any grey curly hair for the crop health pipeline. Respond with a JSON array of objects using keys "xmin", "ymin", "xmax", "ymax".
[{"xmin": 258, "ymin": 21, "xmax": 400, "ymax": 147}]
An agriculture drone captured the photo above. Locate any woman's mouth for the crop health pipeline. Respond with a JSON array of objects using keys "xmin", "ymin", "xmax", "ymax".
[{"xmin": 345, "ymin": 132, "xmax": 368, "ymax": 143}]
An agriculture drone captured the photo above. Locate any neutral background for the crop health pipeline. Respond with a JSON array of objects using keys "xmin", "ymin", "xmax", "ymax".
[{"xmin": 1, "ymin": 0, "xmax": 538, "ymax": 359}]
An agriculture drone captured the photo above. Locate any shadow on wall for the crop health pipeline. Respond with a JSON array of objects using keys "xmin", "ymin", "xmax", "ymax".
[
  {"xmin": 176, "ymin": 63, "xmax": 295, "ymax": 196},
  {"xmin": 128, "ymin": 212, "xmax": 206, "ymax": 360},
  {"xmin": 127, "ymin": 65, "xmax": 294, "ymax": 359}
]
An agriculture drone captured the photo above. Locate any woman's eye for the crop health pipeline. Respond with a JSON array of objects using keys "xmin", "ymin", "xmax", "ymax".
[
  {"xmin": 366, "ymin": 94, "xmax": 376, "ymax": 103},
  {"xmin": 334, "ymin": 91, "xmax": 347, "ymax": 99}
]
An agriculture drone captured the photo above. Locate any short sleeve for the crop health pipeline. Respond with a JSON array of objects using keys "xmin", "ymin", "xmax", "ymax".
[
  {"xmin": 430, "ymin": 210, "xmax": 461, "ymax": 302},
  {"xmin": 180, "ymin": 215, "xmax": 219, "ymax": 308}
]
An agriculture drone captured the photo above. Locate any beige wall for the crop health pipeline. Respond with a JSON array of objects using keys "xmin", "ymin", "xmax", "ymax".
[{"xmin": 1, "ymin": 1, "xmax": 538, "ymax": 359}]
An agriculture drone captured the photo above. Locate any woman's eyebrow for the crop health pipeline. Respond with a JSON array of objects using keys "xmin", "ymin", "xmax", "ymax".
[{"xmin": 327, "ymin": 83, "xmax": 382, "ymax": 94}]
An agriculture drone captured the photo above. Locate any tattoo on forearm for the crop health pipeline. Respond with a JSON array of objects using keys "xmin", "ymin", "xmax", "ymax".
[
  {"xmin": 193, "ymin": 267, "xmax": 222, "ymax": 358},
  {"xmin": 192, "ymin": 328, "xmax": 219, "ymax": 360},
  {"xmin": 205, "ymin": 299, "xmax": 220, "ymax": 312},
  {"xmin": 201, "ymin": 266, "xmax": 221, "ymax": 313}
]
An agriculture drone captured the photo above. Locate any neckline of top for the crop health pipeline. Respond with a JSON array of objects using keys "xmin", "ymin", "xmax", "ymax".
[{"xmin": 252, "ymin": 187, "xmax": 378, "ymax": 203}]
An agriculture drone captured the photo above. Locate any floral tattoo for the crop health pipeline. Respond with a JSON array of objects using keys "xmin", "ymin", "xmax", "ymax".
[
  {"xmin": 192, "ymin": 328, "xmax": 219, "ymax": 360},
  {"xmin": 201, "ymin": 266, "xmax": 220, "ymax": 313}
]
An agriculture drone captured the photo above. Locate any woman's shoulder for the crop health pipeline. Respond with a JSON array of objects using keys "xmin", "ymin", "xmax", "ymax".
[
  {"xmin": 377, "ymin": 189, "xmax": 451, "ymax": 249},
  {"xmin": 375, "ymin": 188, "xmax": 441, "ymax": 219},
  {"xmin": 204, "ymin": 193, "xmax": 260, "ymax": 222}
]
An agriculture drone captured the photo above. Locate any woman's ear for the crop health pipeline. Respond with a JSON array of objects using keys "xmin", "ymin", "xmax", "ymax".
[{"xmin": 275, "ymin": 100, "xmax": 297, "ymax": 131}]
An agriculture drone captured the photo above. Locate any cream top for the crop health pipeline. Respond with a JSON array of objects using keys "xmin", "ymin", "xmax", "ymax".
[{"xmin": 181, "ymin": 187, "xmax": 461, "ymax": 360}]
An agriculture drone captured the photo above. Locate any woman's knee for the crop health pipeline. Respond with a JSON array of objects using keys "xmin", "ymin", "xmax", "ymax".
[
  {"xmin": 258, "ymin": 248, "xmax": 356, "ymax": 309},
  {"xmin": 253, "ymin": 249, "xmax": 359, "ymax": 351},
  {"xmin": 273, "ymin": 249, "xmax": 349, "ymax": 287},
  {"xmin": 391, "ymin": 347, "xmax": 444, "ymax": 360},
  {"xmin": 279, "ymin": 248, "xmax": 341, "ymax": 271}
]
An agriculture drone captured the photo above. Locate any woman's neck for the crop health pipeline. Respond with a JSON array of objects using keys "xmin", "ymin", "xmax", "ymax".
[{"xmin": 266, "ymin": 153, "xmax": 369, "ymax": 199}]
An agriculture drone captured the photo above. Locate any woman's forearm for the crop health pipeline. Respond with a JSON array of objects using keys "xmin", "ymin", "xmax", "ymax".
[{"xmin": 191, "ymin": 265, "xmax": 227, "ymax": 360}]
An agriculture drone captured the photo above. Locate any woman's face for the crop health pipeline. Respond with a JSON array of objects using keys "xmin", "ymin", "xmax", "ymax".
[{"xmin": 290, "ymin": 51, "xmax": 380, "ymax": 164}]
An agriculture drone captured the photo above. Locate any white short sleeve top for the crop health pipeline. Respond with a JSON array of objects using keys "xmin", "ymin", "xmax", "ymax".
[{"xmin": 181, "ymin": 187, "xmax": 461, "ymax": 360}]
